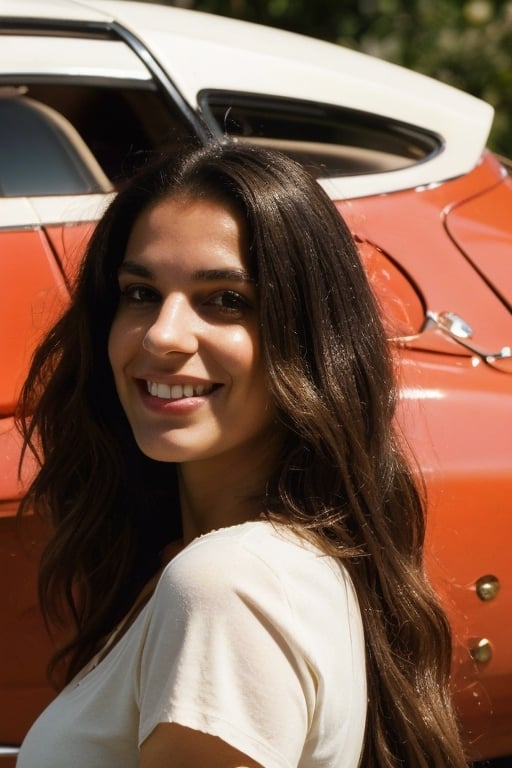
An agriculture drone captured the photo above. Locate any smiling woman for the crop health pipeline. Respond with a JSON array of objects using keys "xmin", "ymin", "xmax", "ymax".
[
  {"xmin": 15, "ymin": 143, "xmax": 467, "ymax": 768},
  {"xmin": 108, "ymin": 195, "xmax": 275, "ymax": 476}
]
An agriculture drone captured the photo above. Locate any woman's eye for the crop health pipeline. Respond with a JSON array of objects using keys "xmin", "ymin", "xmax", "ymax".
[
  {"xmin": 119, "ymin": 285, "xmax": 159, "ymax": 305},
  {"xmin": 208, "ymin": 291, "xmax": 250, "ymax": 317}
]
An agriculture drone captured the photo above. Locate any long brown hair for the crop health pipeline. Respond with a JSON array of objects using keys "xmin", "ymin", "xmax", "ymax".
[{"xmin": 18, "ymin": 143, "xmax": 467, "ymax": 766}]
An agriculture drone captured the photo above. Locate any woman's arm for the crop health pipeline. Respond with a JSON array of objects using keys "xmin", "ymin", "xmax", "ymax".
[{"xmin": 139, "ymin": 723, "xmax": 264, "ymax": 768}]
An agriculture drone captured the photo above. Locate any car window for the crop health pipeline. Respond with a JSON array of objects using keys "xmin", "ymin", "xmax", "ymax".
[
  {"xmin": 199, "ymin": 91, "xmax": 442, "ymax": 178},
  {"xmin": 0, "ymin": 95, "xmax": 111, "ymax": 197},
  {"xmin": 0, "ymin": 35, "xmax": 197, "ymax": 188},
  {"xmin": 9, "ymin": 81, "xmax": 193, "ymax": 184}
]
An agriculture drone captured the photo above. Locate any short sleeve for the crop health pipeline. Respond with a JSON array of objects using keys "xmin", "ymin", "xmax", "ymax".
[{"xmin": 137, "ymin": 533, "xmax": 315, "ymax": 768}]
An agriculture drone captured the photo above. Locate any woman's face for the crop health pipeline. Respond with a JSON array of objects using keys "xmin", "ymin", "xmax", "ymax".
[{"xmin": 108, "ymin": 195, "xmax": 277, "ymax": 468}]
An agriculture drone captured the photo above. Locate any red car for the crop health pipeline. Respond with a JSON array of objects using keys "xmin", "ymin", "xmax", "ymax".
[{"xmin": 1, "ymin": 1, "xmax": 511, "ymax": 764}]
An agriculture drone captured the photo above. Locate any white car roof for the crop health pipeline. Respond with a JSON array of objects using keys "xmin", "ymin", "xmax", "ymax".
[{"xmin": 1, "ymin": 0, "xmax": 495, "ymax": 199}]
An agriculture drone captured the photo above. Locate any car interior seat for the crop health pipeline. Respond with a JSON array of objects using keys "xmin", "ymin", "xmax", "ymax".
[{"xmin": 0, "ymin": 92, "xmax": 112, "ymax": 197}]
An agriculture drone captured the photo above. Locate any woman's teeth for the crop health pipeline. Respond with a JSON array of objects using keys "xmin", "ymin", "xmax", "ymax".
[{"xmin": 146, "ymin": 381, "xmax": 210, "ymax": 400}]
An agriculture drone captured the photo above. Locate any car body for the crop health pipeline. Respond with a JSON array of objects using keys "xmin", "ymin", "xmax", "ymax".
[{"xmin": 1, "ymin": 1, "xmax": 511, "ymax": 763}]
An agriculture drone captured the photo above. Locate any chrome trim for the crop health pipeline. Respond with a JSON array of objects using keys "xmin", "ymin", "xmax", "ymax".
[
  {"xmin": 0, "ymin": 747, "xmax": 19, "ymax": 756},
  {"xmin": 470, "ymin": 638, "xmax": 493, "ymax": 664},
  {"xmin": 110, "ymin": 20, "xmax": 209, "ymax": 143},
  {"xmin": 0, "ymin": 192, "xmax": 113, "ymax": 229},
  {"xmin": 476, "ymin": 575, "xmax": 500, "ymax": 602},
  {"xmin": 425, "ymin": 310, "xmax": 512, "ymax": 371}
]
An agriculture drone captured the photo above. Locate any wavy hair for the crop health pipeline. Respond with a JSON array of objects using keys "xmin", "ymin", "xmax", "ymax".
[{"xmin": 18, "ymin": 143, "xmax": 466, "ymax": 766}]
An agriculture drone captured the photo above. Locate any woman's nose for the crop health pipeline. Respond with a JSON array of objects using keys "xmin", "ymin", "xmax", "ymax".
[{"xmin": 142, "ymin": 295, "xmax": 199, "ymax": 356}]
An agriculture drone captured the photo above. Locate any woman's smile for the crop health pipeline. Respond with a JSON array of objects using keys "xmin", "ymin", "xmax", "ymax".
[
  {"xmin": 144, "ymin": 380, "xmax": 217, "ymax": 400},
  {"xmin": 108, "ymin": 195, "xmax": 276, "ymax": 467},
  {"xmin": 133, "ymin": 377, "xmax": 222, "ymax": 417}
]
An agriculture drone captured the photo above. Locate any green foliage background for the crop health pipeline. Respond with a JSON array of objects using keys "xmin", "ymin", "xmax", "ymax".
[{"xmin": 143, "ymin": 0, "xmax": 512, "ymax": 156}]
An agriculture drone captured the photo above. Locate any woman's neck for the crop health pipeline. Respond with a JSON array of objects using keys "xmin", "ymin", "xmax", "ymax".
[
  {"xmin": 177, "ymin": 463, "xmax": 266, "ymax": 545},
  {"xmin": 176, "ymin": 440, "xmax": 280, "ymax": 544}
]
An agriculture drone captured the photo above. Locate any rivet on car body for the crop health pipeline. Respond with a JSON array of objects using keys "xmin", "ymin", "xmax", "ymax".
[
  {"xmin": 470, "ymin": 638, "xmax": 493, "ymax": 664},
  {"xmin": 476, "ymin": 575, "xmax": 500, "ymax": 602}
]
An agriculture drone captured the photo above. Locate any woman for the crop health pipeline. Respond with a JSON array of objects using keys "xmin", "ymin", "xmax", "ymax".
[{"xmin": 16, "ymin": 143, "xmax": 466, "ymax": 767}]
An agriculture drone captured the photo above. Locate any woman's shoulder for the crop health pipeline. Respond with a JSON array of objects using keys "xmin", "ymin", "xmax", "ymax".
[
  {"xmin": 153, "ymin": 519, "xmax": 360, "ymax": 628},
  {"xmin": 162, "ymin": 519, "xmax": 342, "ymax": 581},
  {"xmin": 138, "ymin": 521, "xmax": 366, "ymax": 768}
]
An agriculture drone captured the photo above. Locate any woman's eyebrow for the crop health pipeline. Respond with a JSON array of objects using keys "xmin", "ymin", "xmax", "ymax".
[
  {"xmin": 117, "ymin": 261, "xmax": 153, "ymax": 278},
  {"xmin": 192, "ymin": 268, "xmax": 256, "ymax": 283},
  {"xmin": 117, "ymin": 263, "xmax": 256, "ymax": 284}
]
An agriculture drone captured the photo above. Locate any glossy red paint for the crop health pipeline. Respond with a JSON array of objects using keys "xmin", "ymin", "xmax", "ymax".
[
  {"xmin": 397, "ymin": 352, "xmax": 512, "ymax": 758},
  {"xmin": 0, "ymin": 231, "xmax": 69, "ymax": 415},
  {"xmin": 341, "ymin": 153, "xmax": 512, "ymax": 758}
]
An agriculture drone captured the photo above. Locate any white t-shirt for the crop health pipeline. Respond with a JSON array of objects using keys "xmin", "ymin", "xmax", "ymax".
[{"xmin": 17, "ymin": 520, "xmax": 367, "ymax": 768}]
